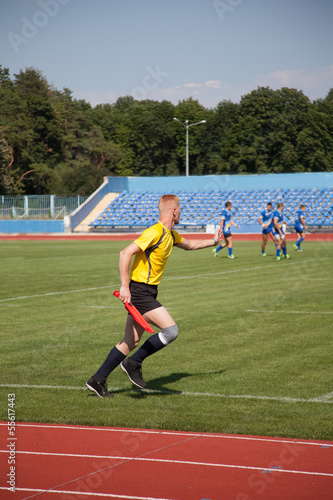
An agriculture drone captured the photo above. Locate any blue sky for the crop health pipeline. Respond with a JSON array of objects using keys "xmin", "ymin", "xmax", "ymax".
[{"xmin": 1, "ymin": 0, "xmax": 332, "ymax": 108}]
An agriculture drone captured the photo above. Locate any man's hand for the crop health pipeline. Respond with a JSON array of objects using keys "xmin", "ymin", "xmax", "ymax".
[
  {"xmin": 214, "ymin": 227, "xmax": 223, "ymax": 243},
  {"xmin": 119, "ymin": 284, "xmax": 131, "ymax": 304}
]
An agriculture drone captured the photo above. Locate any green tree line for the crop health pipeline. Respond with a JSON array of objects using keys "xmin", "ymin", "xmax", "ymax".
[{"xmin": 0, "ymin": 66, "xmax": 332, "ymax": 195}]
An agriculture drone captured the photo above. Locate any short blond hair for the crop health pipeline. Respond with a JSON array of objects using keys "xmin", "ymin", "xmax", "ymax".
[{"xmin": 158, "ymin": 194, "xmax": 180, "ymax": 213}]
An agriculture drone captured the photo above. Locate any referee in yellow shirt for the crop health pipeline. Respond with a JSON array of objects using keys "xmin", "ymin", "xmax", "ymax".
[{"xmin": 87, "ymin": 194, "xmax": 223, "ymax": 398}]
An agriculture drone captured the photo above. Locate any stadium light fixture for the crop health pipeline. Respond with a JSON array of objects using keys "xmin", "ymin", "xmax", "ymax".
[{"xmin": 173, "ymin": 118, "xmax": 206, "ymax": 176}]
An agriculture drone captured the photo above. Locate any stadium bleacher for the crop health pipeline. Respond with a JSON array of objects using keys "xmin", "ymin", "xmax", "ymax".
[{"xmin": 89, "ymin": 188, "xmax": 333, "ymax": 232}]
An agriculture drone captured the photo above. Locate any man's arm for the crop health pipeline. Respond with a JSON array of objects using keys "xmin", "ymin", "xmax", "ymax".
[
  {"xmin": 177, "ymin": 227, "xmax": 223, "ymax": 251},
  {"xmin": 274, "ymin": 217, "xmax": 283, "ymax": 237},
  {"xmin": 230, "ymin": 220, "xmax": 239, "ymax": 228},
  {"xmin": 119, "ymin": 242, "xmax": 141, "ymax": 303},
  {"xmin": 300, "ymin": 215, "xmax": 307, "ymax": 230}
]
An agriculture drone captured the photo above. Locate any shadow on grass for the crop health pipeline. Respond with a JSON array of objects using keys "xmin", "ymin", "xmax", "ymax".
[
  {"xmin": 115, "ymin": 369, "xmax": 226, "ymax": 399},
  {"xmin": 86, "ymin": 369, "xmax": 225, "ymax": 399}
]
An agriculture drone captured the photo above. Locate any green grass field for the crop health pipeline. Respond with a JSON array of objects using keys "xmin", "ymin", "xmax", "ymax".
[{"xmin": 1, "ymin": 238, "xmax": 332, "ymax": 440}]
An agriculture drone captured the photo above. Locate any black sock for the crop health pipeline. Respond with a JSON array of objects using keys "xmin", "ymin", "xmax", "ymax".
[
  {"xmin": 131, "ymin": 333, "xmax": 165, "ymax": 364},
  {"xmin": 94, "ymin": 346, "xmax": 126, "ymax": 379}
]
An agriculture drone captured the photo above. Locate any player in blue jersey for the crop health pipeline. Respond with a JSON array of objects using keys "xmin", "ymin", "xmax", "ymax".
[
  {"xmin": 213, "ymin": 201, "xmax": 239, "ymax": 259},
  {"xmin": 258, "ymin": 202, "xmax": 277, "ymax": 256},
  {"xmin": 273, "ymin": 203, "xmax": 291, "ymax": 261},
  {"xmin": 294, "ymin": 204, "xmax": 307, "ymax": 252}
]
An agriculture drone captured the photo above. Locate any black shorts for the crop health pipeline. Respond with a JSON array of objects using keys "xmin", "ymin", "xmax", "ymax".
[
  {"xmin": 224, "ymin": 233, "xmax": 232, "ymax": 239},
  {"xmin": 129, "ymin": 280, "xmax": 162, "ymax": 315}
]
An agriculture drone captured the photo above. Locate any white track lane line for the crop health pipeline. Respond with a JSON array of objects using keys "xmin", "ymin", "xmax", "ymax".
[
  {"xmin": 0, "ymin": 450, "xmax": 332, "ymax": 477},
  {"xmin": 0, "ymin": 422, "xmax": 331, "ymax": 448},
  {"xmin": 0, "ymin": 487, "xmax": 174, "ymax": 500}
]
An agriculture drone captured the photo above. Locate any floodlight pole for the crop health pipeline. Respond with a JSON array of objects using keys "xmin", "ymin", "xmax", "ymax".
[{"xmin": 174, "ymin": 118, "xmax": 206, "ymax": 176}]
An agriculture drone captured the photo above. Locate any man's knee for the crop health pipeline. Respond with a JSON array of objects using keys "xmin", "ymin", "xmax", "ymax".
[{"xmin": 158, "ymin": 324, "xmax": 179, "ymax": 346}]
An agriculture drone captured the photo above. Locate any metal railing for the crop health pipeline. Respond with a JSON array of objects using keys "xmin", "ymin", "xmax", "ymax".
[{"xmin": 0, "ymin": 195, "xmax": 88, "ymax": 219}]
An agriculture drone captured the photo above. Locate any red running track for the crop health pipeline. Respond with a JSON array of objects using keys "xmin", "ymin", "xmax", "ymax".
[{"xmin": 0, "ymin": 422, "xmax": 332, "ymax": 500}]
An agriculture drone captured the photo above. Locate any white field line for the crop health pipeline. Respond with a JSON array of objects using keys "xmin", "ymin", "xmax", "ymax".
[
  {"xmin": 163, "ymin": 259, "xmax": 317, "ymax": 281},
  {"xmin": 0, "ymin": 487, "xmax": 172, "ymax": 500},
  {"xmin": 0, "ymin": 450, "xmax": 332, "ymax": 477},
  {"xmin": 1, "ymin": 253, "xmax": 112, "ymax": 262},
  {"xmin": 0, "ymin": 259, "xmax": 319, "ymax": 304},
  {"xmin": 246, "ymin": 309, "xmax": 333, "ymax": 315},
  {"xmin": 28, "ymin": 253, "xmax": 113, "ymax": 262},
  {"xmin": 0, "ymin": 422, "xmax": 331, "ymax": 447},
  {"xmin": 0, "ymin": 285, "xmax": 115, "ymax": 303},
  {"xmin": 45, "ymin": 274, "xmax": 102, "ymax": 277},
  {"xmin": 311, "ymin": 392, "xmax": 333, "ymax": 402},
  {"xmin": 0, "ymin": 383, "xmax": 332, "ymax": 405}
]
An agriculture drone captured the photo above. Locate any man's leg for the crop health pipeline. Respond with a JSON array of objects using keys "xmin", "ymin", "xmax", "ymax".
[
  {"xmin": 121, "ymin": 306, "xmax": 177, "ymax": 388},
  {"xmin": 226, "ymin": 236, "xmax": 234, "ymax": 258},
  {"xmin": 276, "ymin": 235, "xmax": 281, "ymax": 260},
  {"xmin": 281, "ymin": 238, "xmax": 291, "ymax": 258},
  {"xmin": 86, "ymin": 316, "xmax": 144, "ymax": 397},
  {"xmin": 214, "ymin": 239, "xmax": 226, "ymax": 256},
  {"xmin": 296, "ymin": 231, "xmax": 304, "ymax": 251},
  {"xmin": 294, "ymin": 231, "xmax": 300, "ymax": 250},
  {"xmin": 269, "ymin": 231, "xmax": 277, "ymax": 247},
  {"xmin": 262, "ymin": 233, "xmax": 267, "ymax": 255},
  {"xmin": 299, "ymin": 232, "xmax": 305, "ymax": 250},
  {"xmin": 116, "ymin": 315, "xmax": 146, "ymax": 355}
]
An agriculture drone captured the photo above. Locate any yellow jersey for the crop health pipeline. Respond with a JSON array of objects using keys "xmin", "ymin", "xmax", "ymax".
[{"xmin": 130, "ymin": 222, "xmax": 183, "ymax": 285}]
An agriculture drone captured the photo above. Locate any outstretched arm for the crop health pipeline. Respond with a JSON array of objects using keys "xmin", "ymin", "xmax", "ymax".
[{"xmin": 177, "ymin": 227, "xmax": 223, "ymax": 251}]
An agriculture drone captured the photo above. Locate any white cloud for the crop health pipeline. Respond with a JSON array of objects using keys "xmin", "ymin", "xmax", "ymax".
[
  {"xmin": 74, "ymin": 65, "xmax": 333, "ymax": 109},
  {"xmin": 75, "ymin": 90, "xmax": 118, "ymax": 107},
  {"xmin": 184, "ymin": 83, "xmax": 203, "ymax": 88},
  {"xmin": 205, "ymin": 80, "xmax": 222, "ymax": 88},
  {"xmin": 255, "ymin": 65, "xmax": 333, "ymax": 98},
  {"xmin": 183, "ymin": 80, "xmax": 222, "ymax": 89},
  {"xmin": 74, "ymin": 83, "xmax": 241, "ymax": 108}
]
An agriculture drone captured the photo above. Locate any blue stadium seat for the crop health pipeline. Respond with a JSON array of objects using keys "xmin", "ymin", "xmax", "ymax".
[{"xmin": 88, "ymin": 187, "xmax": 333, "ymax": 231}]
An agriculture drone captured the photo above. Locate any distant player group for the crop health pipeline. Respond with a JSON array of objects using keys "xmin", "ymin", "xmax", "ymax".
[{"xmin": 213, "ymin": 201, "xmax": 307, "ymax": 260}]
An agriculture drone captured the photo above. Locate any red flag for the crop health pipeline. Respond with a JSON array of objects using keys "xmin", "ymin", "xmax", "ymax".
[{"xmin": 113, "ymin": 291, "xmax": 155, "ymax": 334}]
